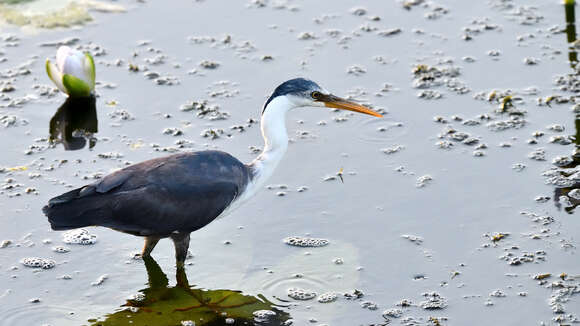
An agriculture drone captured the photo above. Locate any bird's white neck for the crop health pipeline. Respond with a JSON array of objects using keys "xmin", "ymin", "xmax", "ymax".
[{"xmin": 247, "ymin": 96, "xmax": 292, "ymax": 189}]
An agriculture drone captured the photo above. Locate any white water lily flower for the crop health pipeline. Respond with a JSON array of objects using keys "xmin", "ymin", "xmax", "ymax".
[{"xmin": 46, "ymin": 46, "xmax": 95, "ymax": 98}]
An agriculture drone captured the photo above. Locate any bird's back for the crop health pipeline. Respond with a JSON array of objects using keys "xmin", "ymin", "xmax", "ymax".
[{"xmin": 43, "ymin": 150, "xmax": 251, "ymax": 236}]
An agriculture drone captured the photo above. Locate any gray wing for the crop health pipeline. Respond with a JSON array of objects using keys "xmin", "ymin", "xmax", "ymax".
[{"xmin": 44, "ymin": 151, "xmax": 251, "ymax": 236}]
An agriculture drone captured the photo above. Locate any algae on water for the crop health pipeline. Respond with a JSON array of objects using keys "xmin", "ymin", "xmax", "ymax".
[{"xmin": 0, "ymin": 0, "xmax": 124, "ymax": 28}]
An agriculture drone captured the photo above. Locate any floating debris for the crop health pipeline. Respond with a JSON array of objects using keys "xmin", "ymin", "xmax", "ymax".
[
  {"xmin": 297, "ymin": 32, "xmax": 316, "ymax": 40},
  {"xmin": 180, "ymin": 100, "xmax": 229, "ymax": 120},
  {"xmin": 523, "ymin": 57, "xmax": 539, "ymax": 65},
  {"xmin": 420, "ymin": 292, "xmax": 447, "ymax": 310},
  {"xmin": 528, "ymin": 148, "xmax": 546, "ymax": 161},
  {"xmin": 343, "ymin": 289, "xmax": 365, "ymax": 300},
  {"xmin": 401, "ymin": 234, "xmax": 423, "ymax": 245},
  {"xmin": 552, "ymin": 156, "xmax": 573, "ymax": 167},
  {"xmin": 486, "ymin": 117, "xmax": 526, "ymax": 131},
  {"xmin": 533, "ymin": 273, "xmax": 551, "ymax": 280},
  {"xmin": 163, "ymin": 127, "xmax": 184, "ymax": 136},
  {"xmin": 199, "ymin": 60, "xmax": 220, "ymax": 69},
  {"xmin": 382, "ymin": 145, "xmax": 404, "ymax": 155},
  {"xmin": 91, "ymin": 274, "xmax": 108, "ymax": 286},
  {"xmin": 361, "ymin": 300, "xmax": 378, "ymax": 310},
  {"xmin": 200, "ymin": 128, "xmax": 224, "ymax": 139},
  {"xmin": 416, "ymin": 175, "xmax": 433, "ymax": 188},
  {"xmin": 383, "ymin": 308, "xmax": 403, "ymax": 318},
  {"xmin": 347, "ymin": 65, "xmax": 367, "ymax": 76},
  {"xmin": 418, "ymin": 90, "xmax": 442, "ymax": 99},
  {"xmin": 62, "ymin": 229, "xmax": 97, "ymax": 245},
  {"xmin": 283, "ymin": 236, "xmax": 329, "ymax": 247},
  {"xmin": 489, "ymin": 289, "xmax": 506, "ymax": 297},
  {"xmin": 490, "ymin": 232, "xmax": 508, "ymax": 243}
]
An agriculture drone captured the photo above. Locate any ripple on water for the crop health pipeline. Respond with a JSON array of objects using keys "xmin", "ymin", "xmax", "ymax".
[
  {"xmin": 353, "ymin": 117, "xmax": 406, "ymax": 144},
  {"xmin": 262, "ymin": 273, "xmax": 329, "ymax": 298},
  {"xmin": 0, "ymin": 305, "xmax": 76, "ymax": 326}
]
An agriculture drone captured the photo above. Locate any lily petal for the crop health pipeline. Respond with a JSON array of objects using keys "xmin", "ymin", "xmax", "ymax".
[
  {"xmin": 45, "ymin": 59, "xmax": 66, "ymax": 94},
  {"xmin": 83, "ymin": 52, "xmax": 95, "ymax": 90},
  {"xmin": 62, "ymin": 74, "xmax": 91, "ymax": 98},
  {"xmin": 63, "ymin": 52, "xmax": 91, "ymax": 86},
  {"xmin": 56, "ymin": 46, "xmax": 73, "ymax": 72}
]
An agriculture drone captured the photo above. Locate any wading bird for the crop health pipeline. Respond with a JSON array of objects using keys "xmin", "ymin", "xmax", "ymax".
[{"xmin": 43, "ymin": 78, "xmax": 382, "ymax": 267}]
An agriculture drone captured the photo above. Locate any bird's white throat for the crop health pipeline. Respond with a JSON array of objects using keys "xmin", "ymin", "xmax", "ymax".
[
  {"xmin": 216, "ymin": 96, "xmax": 293, "ymax": 221},
  {"xmin": 248, "ymin": 95, "xmax": 292, "ymax": 189}
]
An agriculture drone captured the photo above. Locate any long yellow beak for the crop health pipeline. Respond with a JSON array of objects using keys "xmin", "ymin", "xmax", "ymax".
[{"xmin": 318, "ymin": 94, "xmax": 382, "ymax": 118}]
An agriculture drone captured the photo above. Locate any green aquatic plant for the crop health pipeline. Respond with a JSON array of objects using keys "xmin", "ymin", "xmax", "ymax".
[
  {"xmin": 87, "ymin": 256, "xmax": 290, "ymax": 326},
  {"xmin": 0, "ymin": 2, "xmax": 92, "ymax": 28},
  {"xmin": 0, "ymin": 0, "xmax": 34, "ymax": 4}
]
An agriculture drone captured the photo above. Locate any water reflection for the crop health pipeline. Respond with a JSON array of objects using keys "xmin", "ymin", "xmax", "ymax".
[
  {"xmin": 554, "ymin": 1, "xmax": 580, "ymax": 214},
  {"xmin": 49, "ymin": 96, "xmax": 98, "ymax": 150},
  {"xmin": 565, "ymin": 0, "xmax": 578, "ymax": 68},
  {"xmin": 87, "ymin": 256, "xmax": 290, "ymax": 326}
]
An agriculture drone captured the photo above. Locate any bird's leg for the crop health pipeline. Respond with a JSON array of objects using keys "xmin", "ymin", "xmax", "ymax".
[
  {"xmin": 170, "ymin": 232, "xmax": 190, "ymax": 268},
  {"xmin": 141, "ymin": 236, "xmax": 161, "ymax": 258}
]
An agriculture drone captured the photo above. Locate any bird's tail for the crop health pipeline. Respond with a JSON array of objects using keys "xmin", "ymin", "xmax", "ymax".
[{"xmin": 42, "ymin": 187, "xmax": 105, "ymax": 231}]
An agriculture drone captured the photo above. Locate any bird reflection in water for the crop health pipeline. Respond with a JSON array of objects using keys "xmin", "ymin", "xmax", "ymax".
[
  {"xmin": 49, "ymin": 96, "xmax": 98, "ymax": 151},
  {"xmin": 87, "ymin": 256, "xmax": 290, "ymax": 326},
  {"xmin": 554, "ymin": 0, "xmax": 580, "ymax": 213}
]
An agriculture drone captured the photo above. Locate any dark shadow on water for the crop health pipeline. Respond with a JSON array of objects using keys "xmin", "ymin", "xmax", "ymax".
[
  {"xmin": 554, "ymin": 1, "xmax": 580, "ymax": 214},
  {"xmin": 86, "ymin": 256, "xmax": 291, "ymax": 326},
  {"xmin": 49, "ymin": 96, "xmax": 98, "ymax": 151},
  {"xmin": 566, "ymin": 1, "xmax": 578, "ymax": 69}
]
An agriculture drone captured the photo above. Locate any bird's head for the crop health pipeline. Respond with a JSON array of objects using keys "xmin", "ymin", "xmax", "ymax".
[{"xmin": 263, "ymin": 78, "xmax": 382, "ymax": 118}]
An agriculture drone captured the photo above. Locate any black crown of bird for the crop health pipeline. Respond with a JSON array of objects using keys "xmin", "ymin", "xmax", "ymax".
[{"xmin": 43, "ymin": 78, "xmax": 382, "ymax": 268}]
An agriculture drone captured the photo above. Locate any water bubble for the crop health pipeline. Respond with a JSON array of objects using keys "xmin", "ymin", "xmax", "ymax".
[
  {"xmin": 317, "ymin": 292, "xmax": 337, "ymax": 303},
  {"xmin": 21, "ymin": 257, "xmax": 55, "ymax": 269},
  {"xmin": 283, "ymin": 237, "xmax": 329, "ymax": 247},
  {"xmin": 287, "ymin": 287, "xmax": 316, "ymax": 300},
  {"xmin": 253, "ymin": 309, "xmax": 276, "ymax": 322},
  {"xmin": 52, "ymin": 246, "xmax": 70, "ymax": 253},
  {"xmin": 62, "ymin": 229, "xmax": 97, "ymax": 245}
]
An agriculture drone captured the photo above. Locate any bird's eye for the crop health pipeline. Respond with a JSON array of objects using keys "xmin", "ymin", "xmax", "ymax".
[{"xmin": 311, "ymin": 91, "xmax": 322, "ymax": 99}]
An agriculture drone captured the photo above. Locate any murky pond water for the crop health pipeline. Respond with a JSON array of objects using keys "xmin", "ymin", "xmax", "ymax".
[{"xmin": 0, "ymin": 0, "xmax": 579, "ymax": 325}]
